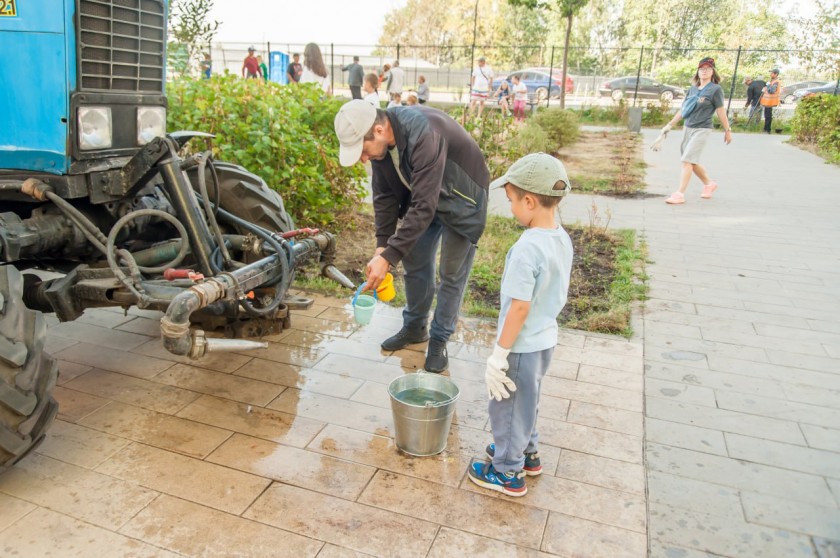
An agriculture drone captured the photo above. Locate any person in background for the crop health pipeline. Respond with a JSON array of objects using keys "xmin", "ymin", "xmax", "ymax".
[
  {"xmin": 342, "ymin": 56, "xmax": 365, "ymax": 100},
  {"xmin": 333, "ymin": 100, "xmax": 490, "ymax": 373},
  {"xmin": 406, "ymin": 91, "xmax": 419, "ymax": 105},
  {"xmin": 416, "ymin": 75, "xmax": 429, "ymax": 104},
  {"xmin": 257, "ymin": 55, "xmax": 268, "ymax": 82},
  {"xmin": 363, "ymin": 72, "xmax": 381, "ymax": 107},
  {"xmin": 300, "ymin": 42, "xmax": 331, "ymax": 95},
  {"xmin": 760, "ymin": 68, "xmax": 782, "ymax": 134},
  {"xmin": 386, "ymin": 91, "xmax": 402, "ymax": 108},
  {"xmin": 494, "ymin": 77, "xmax": 512, "ymax": 117},
  {"xmin": 743, "ymin": 76, "xmax": 765, "ymax": 120},
  {"xmin": 470, "ymin": 56, "xmax": 494, "ymax": 117},
  {"xmin": 286, "ymin": 53, "xmax": 303, "ymax": 83},
  {"xmin": 387, "ymin": 60, "xmax": 405, "ymax": 104},
  {"xmin": 661, "ymin": 57, "xmax": 732, "ymax": 205},
  {"xmin": 467, "ymin": 153, "xmax": 573, "ymax": 497},
  {"xmin": 379, "ymin": 64, "xmax": 391, "ymax": 88},
  {"xmin": 511, "ymin": 75, "xmax": 528, "ymax": 122},
  {"xmin": 242, "ymin": 46, "xmax": 260, "ymax": 79},
  {"xmin": 200, "ymin": 52, "xmax": 212, "ymax": 79}
]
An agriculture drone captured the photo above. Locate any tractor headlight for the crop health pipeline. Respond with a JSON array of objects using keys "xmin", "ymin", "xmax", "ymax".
[
  {"xmin": 78, "ymin": 107, "xmax": 113, "ymax": 150},
  {"xmin": 137, "ymin": 107, "xmax": 166, "ymax": 145}
]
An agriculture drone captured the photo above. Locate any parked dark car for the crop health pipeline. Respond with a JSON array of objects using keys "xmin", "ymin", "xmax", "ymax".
[
  {"xmin": 599, "ymin": 76, "xmax": 685, "ymax": 102},
  {"xmin": 792, "ymin": 81, "xmax": 840, "ymax": 102},
  {"xmin": 490, "ymin": 68, "xmax": 574, "ymax": 102},
  {"xmin": 781, "ymin": 81, "xmax": 829, "ymax": 103}
]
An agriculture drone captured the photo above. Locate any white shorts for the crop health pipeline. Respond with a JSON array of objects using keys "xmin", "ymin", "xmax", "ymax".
[{"xmin": 680, "ymin": 127, "xmax": 711, "ymax": 164}]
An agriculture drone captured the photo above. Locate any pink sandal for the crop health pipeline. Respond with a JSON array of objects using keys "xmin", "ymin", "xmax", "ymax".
[
  {"xmin": 665, "ymin": 192, "xmax": 685, "ymax": 204},
  {"xmin": 701, "ymin": 181, "xmax": 718, "ymax": 199}
]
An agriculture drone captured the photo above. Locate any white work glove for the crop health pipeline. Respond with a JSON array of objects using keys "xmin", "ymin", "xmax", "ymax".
[
  {"xmin": 651, "ymin": 124, "xmax": 672, "ymax": 152},
  {"xmin": 485, "ymin": 345, "xmax": 516, "ymax": 401}
]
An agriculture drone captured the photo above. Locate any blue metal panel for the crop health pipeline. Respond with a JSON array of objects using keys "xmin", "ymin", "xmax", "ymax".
[{"xmin": 0, "ymin": 0, "xmax": 70, "ymax": 174}]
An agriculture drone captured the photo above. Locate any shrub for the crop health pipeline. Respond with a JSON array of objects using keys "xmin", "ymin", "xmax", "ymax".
[
  {"xmin": 640, "ymin": 100, "xmax": 673, "ymax": 126},
  {"xmin": 791, "ymin": 93, "xmax": 840, "ymax": 164},
  {"xmin": 531, "ymin": 109, "xmax": 580, "ymax": 151},
  {"xmin": 506, "ymin": 121, "xmax": 549, "ymax": 158},
  {"xmin": 166, "ymin": 74, "xmax": 367, "ymax": 227}
]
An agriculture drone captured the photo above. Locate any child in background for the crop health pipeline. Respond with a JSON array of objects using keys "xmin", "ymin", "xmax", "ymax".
[
  {"xmin": 416, "ymin": 75, "xmax": 429, "ymax": 104},
  {"xmin": 406, "ymin": 91, "xmax": 419, "ymax": 105},
  {"xmin": 512, "ymin": 75, "xmax": 528, "ymax": 121},
  {"xmin": 468, "ymin": 152, "xmax": 574, "ymax": 497},
  {"xmin": 493, "ymin": 78, "xmax": 512, "ymax": 117},
  {"xmin": 387, "ymin": 91, "xmax": 402, "ymax": 108},
  {"xmin": 257, "ymin": 55, "xmax": 268, "ymax": 82},
  {"xmin": 363, "ymin": 72, "xmax": 381, "ymax": 108}
]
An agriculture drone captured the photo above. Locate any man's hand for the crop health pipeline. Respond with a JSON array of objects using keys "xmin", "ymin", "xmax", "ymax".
[
  {"xmin": 661, "ymin": 123, "xmax": 672, "ymax": 134},
  {"xmin": 485, "ymin": 345, "xmax": 516, "ymax": 401},
  {"xmin": 364, "ymin": 250, "xmax": 389, "ymax": 291}
]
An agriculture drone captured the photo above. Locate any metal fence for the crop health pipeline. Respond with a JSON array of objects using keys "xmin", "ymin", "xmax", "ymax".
[{"xmin": 206, "ymin": 41, "xmax": 838, "ymax": 110}]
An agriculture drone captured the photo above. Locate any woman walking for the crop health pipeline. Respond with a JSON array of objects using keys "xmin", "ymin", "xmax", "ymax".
[{"xmin": 661, "ymin": 57, "xmax": 732, "ymax": 204}]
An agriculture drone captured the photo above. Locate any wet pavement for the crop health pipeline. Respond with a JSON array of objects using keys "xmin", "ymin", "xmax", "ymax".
[
  {"xmin": 3, "ymin": 129, "xmax": 839, "ymax": 556},
  {"xmin": 1, "ymin": 297, "xmax": 645, "ymax": 557}
]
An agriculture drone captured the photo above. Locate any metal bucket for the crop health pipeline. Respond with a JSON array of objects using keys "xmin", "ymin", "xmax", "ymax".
[{"xmin": 388, "ymin": 373, "xmax": 460, "ymax": 456}]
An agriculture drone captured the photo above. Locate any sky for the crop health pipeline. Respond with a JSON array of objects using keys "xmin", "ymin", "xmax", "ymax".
[
  {"xmin": 209, "ymin": 0, "xmax": 819, "ymax": 48},
  {"xmin": 210, "ymin": 0, "xmax": 406, "ymax": 48}
]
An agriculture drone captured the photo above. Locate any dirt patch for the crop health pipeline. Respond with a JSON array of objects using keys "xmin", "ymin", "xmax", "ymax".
[
  {"xmin": 296, "ymin": 209, "xmax": 637, "ymax": 335},
  {"xmin": 557, "ymin": 131, "xmax": 646, "ymax": 196}
]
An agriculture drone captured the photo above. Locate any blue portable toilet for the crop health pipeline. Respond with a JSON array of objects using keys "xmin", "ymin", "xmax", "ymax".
[{"xmin": 270, "ymin": 52, "xmax": 289, "ymax": 84}]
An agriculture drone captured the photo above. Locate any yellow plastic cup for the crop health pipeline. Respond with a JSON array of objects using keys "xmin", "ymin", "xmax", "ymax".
[{"xmin": 376, "ymin": 272, "xmax": 396, "ymax": 302}]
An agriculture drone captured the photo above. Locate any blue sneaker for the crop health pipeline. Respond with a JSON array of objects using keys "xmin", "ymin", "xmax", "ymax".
[
  {"xmin": 486, "ymin": 443, "xmax": 543, "ymax": 476},
  {"xmin": 468, "ymin": 461, "xmax": 527, "ymax": 497}
]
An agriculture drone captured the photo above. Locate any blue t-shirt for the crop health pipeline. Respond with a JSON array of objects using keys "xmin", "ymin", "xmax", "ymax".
[
  {"xmin": 684, "ymin": 82, "xmax": 724, "ymax": 129},
  {"xmin": 497, "ymin": 226, "xmax": 574, "ymax": 353}
]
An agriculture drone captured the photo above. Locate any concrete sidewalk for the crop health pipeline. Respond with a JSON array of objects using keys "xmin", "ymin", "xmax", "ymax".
[
  {"xmin": 0, "ymin": 127, "xmax": 836, "ymax": 557},
  {"xmin": 548, "ymin": 128, "xmax": 840, "ymax": 557}
]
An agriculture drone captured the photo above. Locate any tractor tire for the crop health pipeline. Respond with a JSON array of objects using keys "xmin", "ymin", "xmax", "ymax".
[
  {"xmin": 0, "ymin": 266, "xmax": 59, "ymax": 473},
  {"xmin": 189, "ymin": 161, "xmax": 294, "ymax": 234}
]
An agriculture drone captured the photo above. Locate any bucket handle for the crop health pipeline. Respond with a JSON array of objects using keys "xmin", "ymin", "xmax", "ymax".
[
  {"xmin": 352, "ymin": 282, "xmax": 378, "ymax": 306},
  {"xmin": 415, "ymin": 371, "xmax": 456, "ymax": 408}
]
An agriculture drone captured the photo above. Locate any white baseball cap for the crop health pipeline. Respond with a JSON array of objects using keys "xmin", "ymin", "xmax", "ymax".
[{"xmin": 334, "ymin": 100, "xmax": 377, "ymax": 167}]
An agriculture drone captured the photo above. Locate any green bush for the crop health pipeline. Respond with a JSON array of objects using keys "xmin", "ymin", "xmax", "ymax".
[
  {"xmin": 531, "ymin": 109, "xmax": 580, "ymax": 151},
  {"xmin": 640, "ymin": 101, "xmax": 674, "ymax": 126},
  {"xmin": 507, "ymin": 121, "xmax": 549, "ymax": 158},
  {"xmin": 167, "ymin": 74, "xmax": 367, "ymax": 227},
  {"xmin": 791, "ymin": 94, "xmax": 840, "ymax": 163}
]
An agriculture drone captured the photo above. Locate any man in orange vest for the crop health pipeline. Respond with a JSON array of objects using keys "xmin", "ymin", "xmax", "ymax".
[{"xmin": 760, "ymin": 68, "xmax": 781, "ymax": 134}]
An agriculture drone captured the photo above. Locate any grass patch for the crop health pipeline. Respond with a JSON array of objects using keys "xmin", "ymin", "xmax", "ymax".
[
  {"xmin": 557, "ymin": 131, "xmax": 646, "ymax": 196},
  {"xmin": 294, "ymin": 210, "xmax": 648, "ymax": 337}
]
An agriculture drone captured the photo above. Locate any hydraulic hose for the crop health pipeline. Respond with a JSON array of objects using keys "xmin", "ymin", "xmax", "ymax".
[
  {"xmin": 194, "ymin": 153, "xmax": 233, "ymax": 269},
  {"xmin": 214, "ymin": 206, "xmax": 292, "ymax": 317}
]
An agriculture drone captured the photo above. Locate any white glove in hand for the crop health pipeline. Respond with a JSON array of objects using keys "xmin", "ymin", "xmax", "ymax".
[{"xmin": 485, "ymin": 345, "xmax": 516, "ymax": 401}]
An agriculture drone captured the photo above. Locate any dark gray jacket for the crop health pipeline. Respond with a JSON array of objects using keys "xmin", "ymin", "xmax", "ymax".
[
  {"xmin": 371, "ymin": 106, "xmax": 489, "ymax": 265},
  {"xmin": 342, "ymin": 62, "xmax": 365, "ymax": 87}
]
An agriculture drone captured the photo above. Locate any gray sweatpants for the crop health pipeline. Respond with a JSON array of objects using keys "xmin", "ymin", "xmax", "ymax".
[{"xmin": 488, "ymin": 347, "xmax": 554, "ymax": 474}]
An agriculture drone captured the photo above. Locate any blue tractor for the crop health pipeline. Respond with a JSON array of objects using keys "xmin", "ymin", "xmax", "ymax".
[{"xmin": 0, "ymin": 0, "xmax": 352, "ymax": 470}]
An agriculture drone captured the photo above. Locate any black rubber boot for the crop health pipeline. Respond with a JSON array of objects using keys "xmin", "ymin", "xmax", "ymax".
[
  {"xmin": 381, "ymin": 326, "xmax": 429, "ymax": 351},
  {"xmin": 424, "ymin": 338, "xmax": 449, "ymax": 373}
]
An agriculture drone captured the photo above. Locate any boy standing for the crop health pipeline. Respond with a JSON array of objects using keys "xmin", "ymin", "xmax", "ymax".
[
  {"xmin": 362, "ymin": 72, "xmax": 380, "ymax": 107},
  {"xmin": 468, "ymin": 153, "xmax": 573, "ymax": 497}
]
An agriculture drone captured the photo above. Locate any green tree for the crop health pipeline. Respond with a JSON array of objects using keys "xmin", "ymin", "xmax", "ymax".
[
  {"xmin": 789, "ymin": 0, "xmax": 840, "ymax": 78},
  {"xmin": 168, "ymin": 0, "xmax": 220, "ymax": 77},
  {"xmin": 509, "ymin": 0, "xmax": 590, "ymax": 108}
]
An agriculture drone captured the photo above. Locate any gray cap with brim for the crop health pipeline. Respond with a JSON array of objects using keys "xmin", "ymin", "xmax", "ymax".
[{"xmin": 490, "ymin": 152, "xmax": 571, "ymax": 196}]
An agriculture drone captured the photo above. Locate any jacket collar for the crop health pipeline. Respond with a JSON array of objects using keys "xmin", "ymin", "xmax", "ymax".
[{"xmin": 386, "ymin": 109, "xmax": 407, "ymax": 154}]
